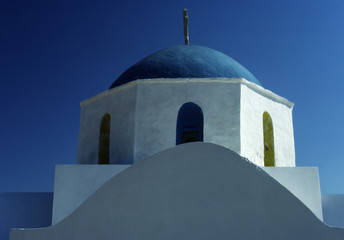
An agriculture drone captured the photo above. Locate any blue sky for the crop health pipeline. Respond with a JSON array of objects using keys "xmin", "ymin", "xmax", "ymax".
[{"xmin": 1, "ymin": 0, "xmax": 344, "ymax": 194}]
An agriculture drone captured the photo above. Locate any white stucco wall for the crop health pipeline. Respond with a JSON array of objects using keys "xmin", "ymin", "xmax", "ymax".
[
  {"xmin": 240, "ymin": 82, "xmax": 295, "ymax": 166},
  {"xmin": 263, "ymin": 167, "xmax": 323, "ymax": 220},
  {"xmin": 77, "ymin": 84, "xmax": 137, "ymax": 164},
  {"xmin": 11, "ymin": 143, "xmax": 344, "ymax": 240},
  {"xmin": 77, "ymin": 78, "xmax": 242, "ymax": 164},
  {"xmin": 134, "ymin": 79, "xmax": 241, "ymax": 163},
  {"xmin": 77, "ymin": 78, "xmax": 295, "ymax": 166},
  {"xmin": 50, "ymin": 164, "xmax": 323, "ymax": 226},
  {"xmin": 52, "ymin": 165, "xmax": 130, "ymax": 224}
]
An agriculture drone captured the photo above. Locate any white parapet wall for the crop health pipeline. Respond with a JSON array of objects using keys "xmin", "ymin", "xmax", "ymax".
[
  {"xmin": 55, "ymin": 152, "xmax": 319, "ymax": 226},
  {"xmin": 52, "ymin": 165, "xmax": 131, "ymax": 224},
  {"xmin": 263, "ymin": 167, "xmax": 323, "ymax": 220},
  {"xmin": 11, "ymin": 143, "xmax": 344, "ymax": 240}
]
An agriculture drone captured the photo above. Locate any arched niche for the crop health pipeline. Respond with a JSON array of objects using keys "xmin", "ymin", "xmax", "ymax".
[
  {"xmin": 98, "ymin": 113, "xmax": 111, "ymax": 164},
  {"xmin": 176, "ymin": 102, "xmax": 204, "ymax": 145},
  {"xmin": 263, "ymin": 112, "xmax": 275, "ymax": 166}
]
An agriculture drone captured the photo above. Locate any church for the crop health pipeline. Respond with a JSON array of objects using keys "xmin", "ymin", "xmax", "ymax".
[{"xmin": 4, "ymin": 10, "xmax": 344, "ymax": 240}]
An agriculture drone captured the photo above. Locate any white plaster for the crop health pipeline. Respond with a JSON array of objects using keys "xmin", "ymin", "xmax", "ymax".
[
  {"xmin": 52, "ymin": 165, "xmax": 323, "ymax": 226},
  {"xmin": 263, "ymin": 167, "xmax": 323, "ymax": 220},
  {"xmin": 77, "ymin": 85, "xmax": 137, "ymax": 164},
  {"xmin": 77, "ymin": 78, "xmax": 295, "ymax": 166},
  {"xmin": 79, "ymin": 78, "xmax": 292, "ymax": 108},
  {"xmin": 52, "ymin": 165, "xmax": 130, "ymax": 224},
  {"xmin": 134, "ymin": 79, "xmax": 241, "ymax": 162},
  {"xmin": 240, "ymin": 83, "xmax": 295, "ymax": 166},
  {"xmin": 11, "ymin": 143, "xmax": 344, "ymax": 240},
  {"xmin": 78, "ymin": 78, "xmax": 241, "ymax": 164}
]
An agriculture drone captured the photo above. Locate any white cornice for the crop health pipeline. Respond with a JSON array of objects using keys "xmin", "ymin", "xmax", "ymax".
[{"xmin": 80, "ymin": 78, "xmax": 294, "ymax": 109}]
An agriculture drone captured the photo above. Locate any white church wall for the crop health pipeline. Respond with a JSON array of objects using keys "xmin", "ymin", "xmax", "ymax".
[
  {"xmin": 50, "ymin": 163, "xmax": 323, "ymax": 226},
  {"xmin": 107, "ymin": 84, "xmax": 137, "ymax": 164},
  {"xmin": 77, "ymin": 78, "xmax": 295, "ymax": 166},
  {"xmin": 240, "ymin": 81, "xmax": 295, "ymax": 166},
  {"xmin": 11, "ymin": 143, "xmax": 344, "ymax": 240},
  {"xmin": 52, "ymin": 165, "xmax": 131, "ymax": 225},
  {"xmin": 263, "ymin": 167, "xmax": 323, "ymax": 220},
  {"xmin": 77, "ymin": 84, "xmax": 137, "ymax": 164},
  {"xmin": 134, "ymin": 78, "xmax": 241, "ymax": 163}
]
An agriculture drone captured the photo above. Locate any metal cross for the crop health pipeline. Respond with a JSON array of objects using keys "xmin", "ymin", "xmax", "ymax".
[{"xmin": 183, "ymin": 9, "xmax": 189, "ymax": 45}]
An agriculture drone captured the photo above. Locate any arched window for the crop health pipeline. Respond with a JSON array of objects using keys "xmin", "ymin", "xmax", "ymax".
[
  {"xmin": 176, "ymin": 102, "xmax": 204, "ymax": 145},
  {"xmin": 98, "ymin": 113, "xmax": 111, "ymax": 164},
  {"xmin": 263, "ymin": 112, "xmax": 275, "ymax": 166}
]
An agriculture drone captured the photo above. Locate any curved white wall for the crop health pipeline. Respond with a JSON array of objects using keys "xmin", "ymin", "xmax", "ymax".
[{"xmin": 11, "ymin": 143, "xmax": 344, "ymax": 240}]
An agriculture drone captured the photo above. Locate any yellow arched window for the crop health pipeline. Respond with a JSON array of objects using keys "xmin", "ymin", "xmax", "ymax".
[
  {"xmin": 98, "ymin": 113, "xmax": 111, "ymax": 164},
  {"xmin": 263, "ymin": 112, "xmax": 275, "ymax": 166}
]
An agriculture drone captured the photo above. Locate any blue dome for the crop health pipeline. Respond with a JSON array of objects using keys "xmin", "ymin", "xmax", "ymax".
[{"xmin": 110, "ymin": 45, "xmax": 261, "ymax": 89}]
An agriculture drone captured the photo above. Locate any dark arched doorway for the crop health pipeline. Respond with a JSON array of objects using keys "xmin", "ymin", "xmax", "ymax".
[
  {"xmin": 98, "ymin": 113, "xmax": 111, "ymax": 164},
  {"xmin": 176, "ymin": 102, "xmax": 204, "ymax": 145}
]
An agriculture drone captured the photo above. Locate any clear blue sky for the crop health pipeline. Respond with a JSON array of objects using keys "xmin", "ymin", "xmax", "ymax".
[{"xmin": 1, "ymin": 0, "xmax": 344, "ymax": 194}]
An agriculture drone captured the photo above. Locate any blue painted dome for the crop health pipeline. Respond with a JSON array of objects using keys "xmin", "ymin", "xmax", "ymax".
[{"xmin": 110, "ymin": 45, "xmax": 261, "ymax": 89}]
